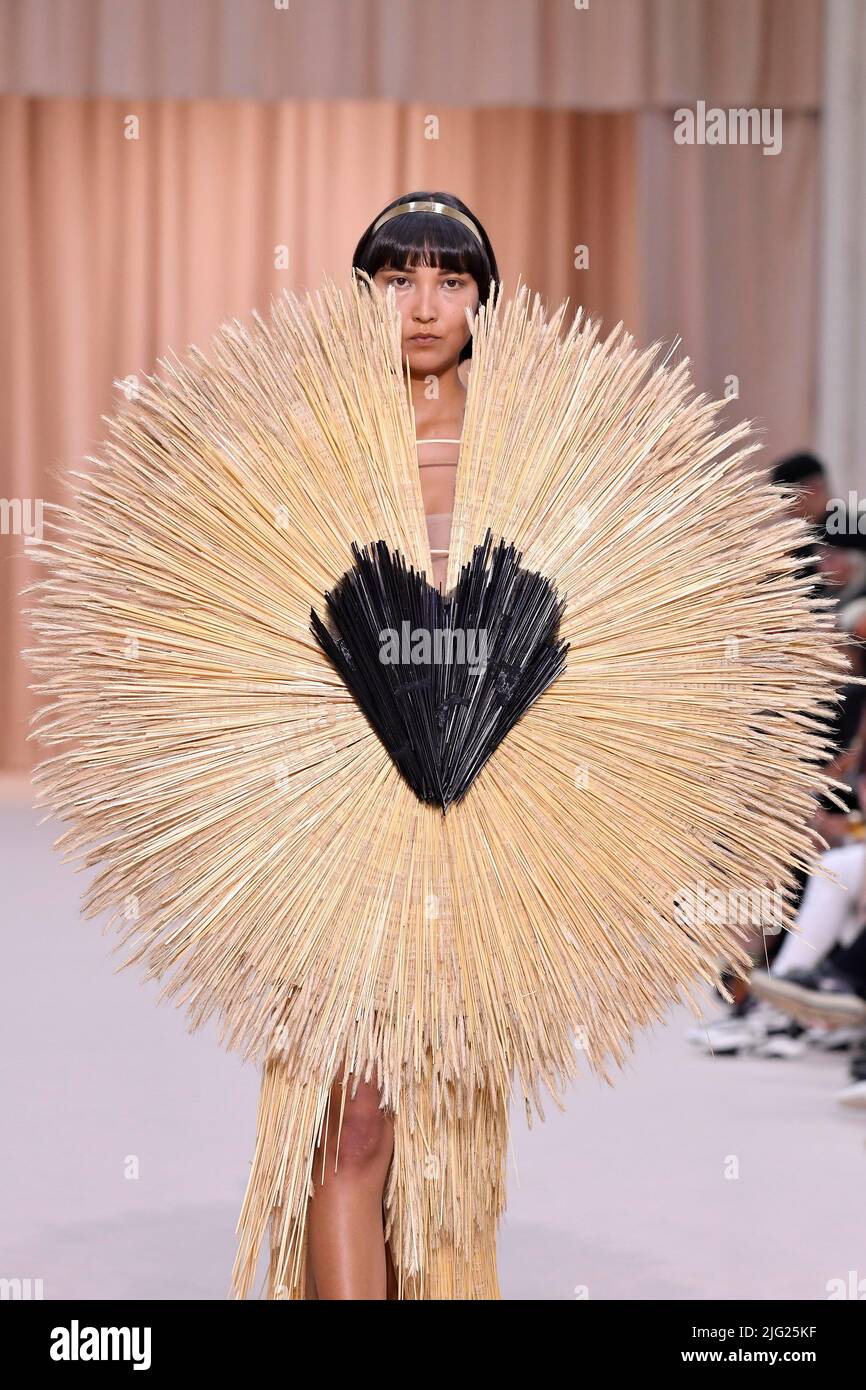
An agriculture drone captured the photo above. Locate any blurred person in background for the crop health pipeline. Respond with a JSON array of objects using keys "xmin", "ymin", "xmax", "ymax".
[{"xmin": 690, "ymin": 464, "xmax": 866, "ymax": 1054}]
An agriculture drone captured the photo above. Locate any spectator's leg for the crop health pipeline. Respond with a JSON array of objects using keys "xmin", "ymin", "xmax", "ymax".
[{"xmin": 771, "ymin": 843, "xmax": 866, "ymax": 975}]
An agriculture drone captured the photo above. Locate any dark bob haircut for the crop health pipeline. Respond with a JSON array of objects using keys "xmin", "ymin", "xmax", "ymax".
[{"xmin": 351, "ymin": 191, "xmax": 500, "ymax": 361}]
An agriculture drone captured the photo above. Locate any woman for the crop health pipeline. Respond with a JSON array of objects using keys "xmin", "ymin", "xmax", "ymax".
[{"xmin": 303, "ymin": 192, "xmax": 501, "ymax": 1299}]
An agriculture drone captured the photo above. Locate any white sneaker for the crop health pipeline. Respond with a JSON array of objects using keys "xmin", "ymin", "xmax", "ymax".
[
  {"xmin": 752, "ymin": 1033, "xmax": 808, "ymax": 1059},
  {"xmin": 835, "ymin": 1079, "xmax": 866, "ymax": 1108},
  {"xmin": 684, "ymin": 1001, "xmax": 752, "ymax": 1044},
  {"xmin": 684, "ymin": 1010, "xmax": 742, "ymax": 1045},
  {"xmin": 688, "ymin": 1002, "xmax": 793, "ymax": 1055},
  {"xmin": 804, "ymin": 1024, "xmax": 866, "ymax": 1051}
]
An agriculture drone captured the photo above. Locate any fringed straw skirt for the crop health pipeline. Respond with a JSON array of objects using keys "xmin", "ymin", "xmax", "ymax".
[{"xmin": 231, "ymin": 1041, "xmax": 510, "ymax": 1300}]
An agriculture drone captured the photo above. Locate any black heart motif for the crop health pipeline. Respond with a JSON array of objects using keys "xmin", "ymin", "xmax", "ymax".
[{"xmin": 309, "ymin": 528, "xmax": 569, "ymax": 811}]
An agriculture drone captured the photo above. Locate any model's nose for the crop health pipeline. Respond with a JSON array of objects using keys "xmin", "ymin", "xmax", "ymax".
[{"xmin": 413, "ymin": 286, "xmax": 436, "ymax": 321}]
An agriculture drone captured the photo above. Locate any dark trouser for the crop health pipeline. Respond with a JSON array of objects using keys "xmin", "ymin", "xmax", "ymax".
[{"xmin": 828, "ymin": 922, "xmax": 866, "ymax": 988}]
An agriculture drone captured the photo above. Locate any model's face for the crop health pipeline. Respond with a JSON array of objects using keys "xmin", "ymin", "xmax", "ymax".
[{"xmin": 372, "ymin": 261, "xmax": 479, "ymax": 370}]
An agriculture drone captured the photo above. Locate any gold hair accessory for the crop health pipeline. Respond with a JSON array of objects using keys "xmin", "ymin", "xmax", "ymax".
[{"xmin": 371, "ymin": 199, "xmax": 483, "ymax": 247}]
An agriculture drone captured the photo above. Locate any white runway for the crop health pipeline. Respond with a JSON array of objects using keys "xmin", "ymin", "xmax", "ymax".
[{"xmin": 3, "ymin": 796, "xmax": 864, "ymax": 1301}]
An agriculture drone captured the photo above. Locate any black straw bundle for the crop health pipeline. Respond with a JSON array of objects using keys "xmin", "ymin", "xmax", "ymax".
[{"xmin": 310, "ymin": 528, "xmax": 569, "ymax": 810}]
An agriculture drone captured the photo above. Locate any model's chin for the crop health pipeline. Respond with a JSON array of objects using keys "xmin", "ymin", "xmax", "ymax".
[{"xmin": 406, "ymin": 343, "xmax": 447, "ymax": 368}]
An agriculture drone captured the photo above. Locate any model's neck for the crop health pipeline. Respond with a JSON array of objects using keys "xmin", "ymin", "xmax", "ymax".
[{"xmin": 409, "ymin": 363, "xmax": 467, "ymax": 432}]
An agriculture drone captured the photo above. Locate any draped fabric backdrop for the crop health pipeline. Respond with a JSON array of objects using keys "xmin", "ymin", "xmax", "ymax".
[
  {"xmin": 817, "ymin": 0, "xmax": 866, "ymax": 498},
  {"xmin": 0, "ymin": 0, "xmax": 831, "ymax": 773}
]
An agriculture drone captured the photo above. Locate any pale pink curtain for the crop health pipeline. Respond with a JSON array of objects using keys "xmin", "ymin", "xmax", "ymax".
[
  {"xmin": 638, "ymin": 111, "xmax": 820, "ymax": 476},
  {"xmin": 0, "ymin": 0, "xmax": 820, "ymax": 109}
]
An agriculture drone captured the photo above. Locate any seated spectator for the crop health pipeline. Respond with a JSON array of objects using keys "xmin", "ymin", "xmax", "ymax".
[
  {"xmin": 770, "ymin": 451, "xmax": 833, "ymax": 600},
  {"xmin": 690, "ymin": 463, "xmax": 866, "ymax": 1047}
]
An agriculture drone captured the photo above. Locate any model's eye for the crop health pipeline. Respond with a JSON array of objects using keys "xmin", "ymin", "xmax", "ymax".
[
  {"xmin": 444, "ymin": 278, "xmax": 464, "ymax": 289},
  {"xmin": 389, "ymin": 275, "xmax": 410, "ymax": 287}
]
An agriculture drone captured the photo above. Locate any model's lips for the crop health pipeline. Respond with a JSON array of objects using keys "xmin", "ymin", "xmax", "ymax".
[{"xmin": 410, "ymin": 334, "xmax": 440, "ymax": 344}]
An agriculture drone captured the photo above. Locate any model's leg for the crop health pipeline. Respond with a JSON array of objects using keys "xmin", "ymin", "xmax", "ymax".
[
  {"xmin": 306, "ymin": 1074, "xmax": 394, "ymax": 1299},
  {"xmin": 304, "ymin": 1195, "xmax": 398, "ymax": 1300}
]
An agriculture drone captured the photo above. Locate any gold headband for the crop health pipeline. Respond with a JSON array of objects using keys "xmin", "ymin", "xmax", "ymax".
[{"xmin": 371, "ymin": 199, "xmax": 484, "ymax": 248}]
